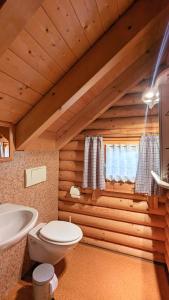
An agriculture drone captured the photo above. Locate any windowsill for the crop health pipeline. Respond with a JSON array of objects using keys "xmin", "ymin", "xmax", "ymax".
[
  {"xmin": 105, "ymin": 180, "xmax": 134, "ymax": 183},
  {"xmin": 105, "ymin": 181, "xmax": 134, "ymax": 194},
  {"xmin": 81, "ymin": 182, "xmax": 134, "ymax": 195},
  {"xmin": 80, "ymin": 187, "xmax": 148, "ymax": 201}
]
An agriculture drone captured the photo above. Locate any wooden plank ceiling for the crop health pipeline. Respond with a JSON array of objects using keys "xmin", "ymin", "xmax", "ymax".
[
  {"xmin": 0, "ymin": 0, "xmax": 168, "ymax": 150},
  {"xmin": 0, "ymin": 0, "xmax": 134, "ymax": 124},
  {"xmin": 0, "ymin": 0, "xmax": 43, "ymax": 57}
]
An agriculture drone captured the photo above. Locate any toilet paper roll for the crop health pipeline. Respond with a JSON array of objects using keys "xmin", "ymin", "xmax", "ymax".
[
  {"xmin": 50, "ymin": 274, "xmax": 58, "ymax": 296},
  {"xmin": 70, "ymin": 186, "xmax": 81, "ymax": 198}
]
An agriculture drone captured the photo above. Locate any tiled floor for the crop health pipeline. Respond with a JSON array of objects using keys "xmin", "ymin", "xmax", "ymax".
[{"xmin": 6, "ymin": 244, "xmax": 169, "ymax": 300}]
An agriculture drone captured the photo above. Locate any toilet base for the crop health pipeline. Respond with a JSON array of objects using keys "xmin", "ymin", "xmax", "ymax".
[{"xmin": 28, "ymin": 223, "xmax": 81, "ymax": 265}]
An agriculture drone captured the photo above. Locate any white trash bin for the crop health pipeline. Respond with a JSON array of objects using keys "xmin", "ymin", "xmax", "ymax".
[{"xmin": 32, "ymin": 263, "xmax": 58, "ymax": 300}]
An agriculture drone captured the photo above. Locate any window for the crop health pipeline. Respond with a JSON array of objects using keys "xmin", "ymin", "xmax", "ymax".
[{"xmin": 105, "ymin": 144, "xmax": 139, "ymax": 183}]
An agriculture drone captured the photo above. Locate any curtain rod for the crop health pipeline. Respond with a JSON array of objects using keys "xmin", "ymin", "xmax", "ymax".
[{"xmin": 84, "ymin": 134, "xmax": 158, "ymax": 138}]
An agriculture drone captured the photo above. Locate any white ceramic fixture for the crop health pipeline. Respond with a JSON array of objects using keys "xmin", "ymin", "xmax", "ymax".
[
  {"xmin": 0, "ymin": 203, "xmax": 38, "ymax": 250},
  {"xmin": 151, "ymin": 171, "xmax": 169, "ymax": 189},
  {"xmin": 28, "ymin": 221, "xmax": 83, "ymax": 265},
  {"xmin": 70, "ymin": 186, "xmax": 81, "ymax": 198}
]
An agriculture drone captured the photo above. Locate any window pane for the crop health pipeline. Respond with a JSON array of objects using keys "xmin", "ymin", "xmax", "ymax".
[{"xmin": 106, "ymin": 144, "xmax": 139, "ymax": 183}]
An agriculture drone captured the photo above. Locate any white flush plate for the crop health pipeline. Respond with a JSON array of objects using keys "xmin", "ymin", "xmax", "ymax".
[{"xmin": 25, "ymin": 166, "xmax": 47, "ymax": 187}]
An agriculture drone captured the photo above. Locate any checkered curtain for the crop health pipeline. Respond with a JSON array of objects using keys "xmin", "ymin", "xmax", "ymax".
[
  {"xmin": 135, "ymin": 135, "xmax": 160, "ymax": 195},
  {"xmin": 83, "ymin": 136, "xmax": 105, "ymax": 190}
]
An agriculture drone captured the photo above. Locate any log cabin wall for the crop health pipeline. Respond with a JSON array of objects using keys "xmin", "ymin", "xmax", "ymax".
[{"xmin": 58, "ymin": 92, "xmax": 167, "ymax": 264}]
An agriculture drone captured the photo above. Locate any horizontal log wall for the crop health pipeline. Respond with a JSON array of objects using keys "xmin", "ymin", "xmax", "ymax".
[
  {"xmin": 59, "ymin": 99, "xmax": 167, "ymax": 263},
  {"xmin": 87, "ymin": 116, "xmax": 158, "ymax": 130},
  {"xmin": 58, "ymin": 200, "xmax": 165, "ymax": 227},
  {"xmin": 101, "ymin": 105, "xmax": 158, "ymax": 118},
  {"xmin": 82, "ymin": 237, "xmax": 165, "ymax": 262}
]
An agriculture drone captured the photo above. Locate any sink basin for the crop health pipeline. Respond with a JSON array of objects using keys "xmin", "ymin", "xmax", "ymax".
[{"xmin": 0, "ymin": 203, "xmax": 38, "ymax": 250}]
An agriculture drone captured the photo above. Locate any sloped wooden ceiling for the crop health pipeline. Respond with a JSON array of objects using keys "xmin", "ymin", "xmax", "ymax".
[
  {"xmin": 0, "ymin": 0, "xmax": 134, "ymax": 124},
  {"xmin": 0, "ymin": 0, "xmax": 169, "ymax": 150},
  {"xmin": 0, "ymin": 0, "xmax": 43, "ymax": 56}
]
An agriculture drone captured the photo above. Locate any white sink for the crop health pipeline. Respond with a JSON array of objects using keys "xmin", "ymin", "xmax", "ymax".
[{"xmin": 0, "ymin": 203, "xmax": 38, "ymax": 250}]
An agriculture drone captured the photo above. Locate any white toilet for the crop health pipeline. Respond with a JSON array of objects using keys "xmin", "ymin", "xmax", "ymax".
[{"xmin": 28, "ymin": 221, "xmax": 83, "ymax": 265}]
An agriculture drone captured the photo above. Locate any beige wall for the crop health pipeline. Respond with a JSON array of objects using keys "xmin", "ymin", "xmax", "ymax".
[{"xmin": 0, "ymin": 150, "xmax": 59, "ymax": 299}]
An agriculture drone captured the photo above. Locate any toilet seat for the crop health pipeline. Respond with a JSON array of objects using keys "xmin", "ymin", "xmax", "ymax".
[{"xmin": 39, "ymin": 221, "xmax": 82, "ymax": 244}]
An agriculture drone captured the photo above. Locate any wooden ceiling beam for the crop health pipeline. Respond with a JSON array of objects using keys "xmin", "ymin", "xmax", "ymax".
[
  {"xmin": 54, "ymin": 42, "xmax": 160, "ymax": 149},
  {"xmin": 0, "ymin": 0, "xmax": 43, "ymax": 57},
  {"xmin": 15, "ymin": 0, "xmax": 169, "ymax": 149}
]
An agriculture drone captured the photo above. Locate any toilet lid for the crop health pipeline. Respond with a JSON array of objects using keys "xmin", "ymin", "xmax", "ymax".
[
  {"xmin": 33, "ymin": 263, "xmax": 55, "ymax": 285},
  {"xmin": 40, "ymin": 221, "xmax": 82, "ymax": 243}
]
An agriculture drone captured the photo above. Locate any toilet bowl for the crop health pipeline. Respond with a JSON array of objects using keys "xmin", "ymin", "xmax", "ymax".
[{"xmin": 28, "ymin": 221, "xmax": 83, "ymax": 265}]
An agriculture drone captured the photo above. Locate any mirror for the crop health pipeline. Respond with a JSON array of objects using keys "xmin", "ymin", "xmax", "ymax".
[{"xmin": 0, "ymin": 122, "xmax": 14, "ymax": 162}]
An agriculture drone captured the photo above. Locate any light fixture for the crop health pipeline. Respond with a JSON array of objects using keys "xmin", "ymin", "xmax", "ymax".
[
  {"xmin": 142, "ymin": 86, "xmax": 160, "ymax": 109},
  {"xmin": 141, "ymin": 21, "xmax": 169, "ymax": 109}
]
